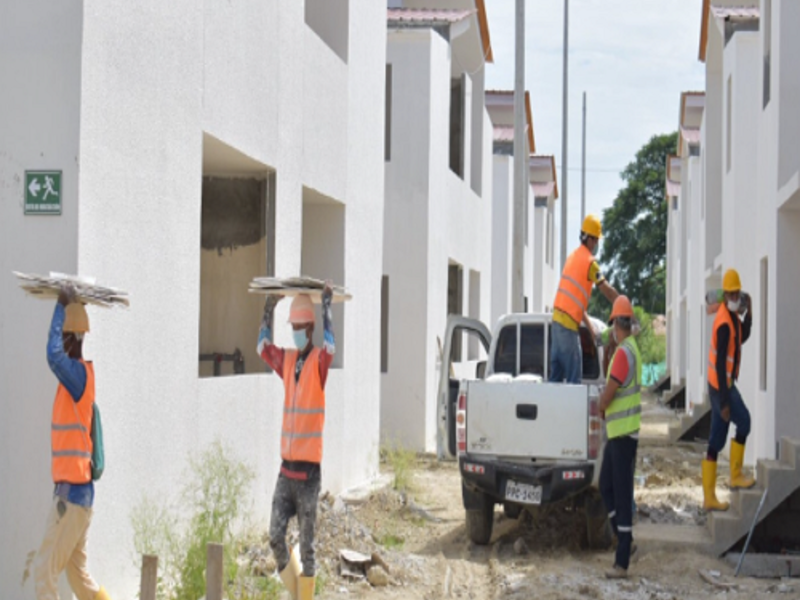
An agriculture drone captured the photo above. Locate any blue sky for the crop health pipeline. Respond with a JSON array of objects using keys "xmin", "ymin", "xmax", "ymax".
[{"xmin": 483, "ymin": 0, "xmax": 705, "ymax": 259}]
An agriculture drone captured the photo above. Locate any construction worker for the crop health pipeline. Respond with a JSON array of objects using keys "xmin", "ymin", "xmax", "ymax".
[
  {"xmin": 34, "ymin": 285, "xmax": 110, "ymax": 600},
  {"xmin": 703, "ymin": 269, "xmax": 755, "ymax": 512},
  {"xmin": 257, "ymin": 283, "xmax": 334, "ymax": 600},
  {"xmin": 598, "ymin": 296, "xmax": 641, "ymax": 580},
  {"xmin": 551, "ymin": 214, "xmax": 619, "ymax": 383}
]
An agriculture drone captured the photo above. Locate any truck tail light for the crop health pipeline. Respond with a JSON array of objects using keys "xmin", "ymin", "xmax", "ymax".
[
  {"xmin": 456, "ymin": 391, "xmax": 467, "ymax": 455},
  {"xmin": 588, "ymin": 393, "xmax": 602, "ymax": 460}
]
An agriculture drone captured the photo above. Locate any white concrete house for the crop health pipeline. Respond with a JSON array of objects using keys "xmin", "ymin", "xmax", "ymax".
[
  {"xmin": 0, "ymin": 1, "xmax": 386, "ymax": 596},
  {"xmin": 381, "ymin": 1, "xmax": 494, "ymax": 452},
  {"xmin": 665, "ymin": 0, "xmax": 800, "ymax": 554},
  {"xmin": 529, "ymin": 155, "xmax": 559, "ymax": 314},
  {"xmin": 486, "ymin": 89, "xmax": 535, "ymax": 322},
  {"xmin": 668, "ymin": 0, "xmax": 800, "ymax": 466}
]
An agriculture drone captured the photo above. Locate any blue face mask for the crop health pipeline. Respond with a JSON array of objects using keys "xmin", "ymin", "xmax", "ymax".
[{"xmin": 293, "ymin": 329, "xmax": 309, "ymax": 349}]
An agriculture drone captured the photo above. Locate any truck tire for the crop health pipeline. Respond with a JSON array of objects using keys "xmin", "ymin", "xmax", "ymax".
[
  {"xmin": 582, "ymin": 490, "xmax": 613, "ymax": 550},
  {"xmin": 465, "ymin": 491, "xmax": 494, "ymax": 545}
]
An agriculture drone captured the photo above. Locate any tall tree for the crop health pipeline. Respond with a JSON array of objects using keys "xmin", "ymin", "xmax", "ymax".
[{"xmin": 588, "ymin": 132, "xmax": 677, "ymax": 321}]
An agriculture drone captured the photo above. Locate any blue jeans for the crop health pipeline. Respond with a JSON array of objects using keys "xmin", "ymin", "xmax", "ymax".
[
  {"xmin": 550, "ymin": 321, "xmax": 582, "ymax": 383},
  {"xmin": 708, "ymin": 384, "xmax": 751, "ymax": 454}
]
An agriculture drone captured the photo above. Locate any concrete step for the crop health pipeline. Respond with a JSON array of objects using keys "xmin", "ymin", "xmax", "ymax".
[
  {"xmin": 662, "ymin": 382, "xmax": 686, "ymax": 410},
  {"xmin": 707, "ymin": 436, "xmax": 800, "ymax": 556},
  {"xmin": 668, "ymin": 401, "xmax": 711, "ymax": 444},
  {"xmin": 780, "ymin": 437, "xmax": 800, "ymax": 470},
  {"xmin": 757, "ymin": 459, "xmax": 794, "ymax": 489},
  {"xmin": 730, "ymin": 486, "xmax": 765, "ymax": 517}
]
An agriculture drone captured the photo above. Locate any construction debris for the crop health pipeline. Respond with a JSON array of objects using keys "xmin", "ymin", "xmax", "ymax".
[
  {"xmin": 698, "ymin": 569, "xmax": 738, "ymax": 590},
  {"xmin": 366, "ymin": 565, "xmax": 390, "ymax": 587},
  {"xmin": 248, "ymin": 276, "xmax": 351, "ymax": 302},
  {"xmin": 14, "ymin": 271, "xmax": 130, "ymax": 308}
]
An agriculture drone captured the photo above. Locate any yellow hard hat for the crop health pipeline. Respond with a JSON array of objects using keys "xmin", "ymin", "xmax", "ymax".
[
  {"xmin": 581, "ymin": 214, "xmax": 602, "ymax": 238},
  {"xmin": 722, "ymin": 269, "xmax": 742, "ymax": 293},
  {"xmin": 64, "ymin": 303, "xmax": 90, "ymax": 333}
]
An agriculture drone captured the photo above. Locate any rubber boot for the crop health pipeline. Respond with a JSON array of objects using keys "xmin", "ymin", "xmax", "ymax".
[
  {"xmin": 730, "ymin": 440, "xmax": 756, "ymax": 489},
  {"xmin": 298, "ymin": 575, "xmax": 316, "ymax": 600},
  {"xmin": 702, "ymin": 459, "xmax": 730, "ymax": 512},
  {"xmin": 279, "ymin": 545, "xmax": 302, "ymax": 600},
  {"xmin": 95, "ymin": 587, "xmax": 112, "ymax": 600}
]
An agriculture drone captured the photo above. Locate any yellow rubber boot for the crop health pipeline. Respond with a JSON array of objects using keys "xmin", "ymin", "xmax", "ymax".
[
  {"xmin": 298, "ymin": 575, "xmax": 316, "ymax": 600},
  {"xmin": 279, "ymin": 545, "xmax": 302, "ymax": 600},
  {"xmin": 95, "ymin": 587, "xmax": 111, "ymax": 600},
  {"xmin": 702, "ymin": 459, "xmax": 730, "ymax": 511},
  {"xmin": 730, "ymin": 440, "xmax": 756, "ymax": 489}
]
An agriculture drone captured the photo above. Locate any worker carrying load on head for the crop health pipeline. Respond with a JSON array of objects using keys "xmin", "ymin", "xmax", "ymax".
[
  {"xmin": 598, "ymin": 295, "xmax": 642, "ymax": 580},
  {"xmin": 702, "ymin": 269, "xmax": 756, "ymax": 513},
  {"xmin": 551, "ymin": 214, "xmax": 619, "ymax": 383},
  {"xmin": 34, "ymin": 284, "xmax": 112, "ymax": 600},
  {"xmin": 256, "ymin": 283, "xmax": 335, "ymax": 600}
]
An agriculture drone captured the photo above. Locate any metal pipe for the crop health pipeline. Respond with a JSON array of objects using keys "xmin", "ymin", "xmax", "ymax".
[
  {"xmin": 512, "ymin": 0, "xmax": 526, "ymax": 312},
  {"xmin": 560, "ymin": 0, "xmax": 569, "ymax": 271}
]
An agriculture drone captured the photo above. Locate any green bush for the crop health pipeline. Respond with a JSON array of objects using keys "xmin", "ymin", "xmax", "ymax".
[
  {"xmin": 131, "ymin": 440, "xmax": 262, "ymax": 600},
  {"xmin": 633, "ymin": 306, "xmax": 666, "ymax": 365}
]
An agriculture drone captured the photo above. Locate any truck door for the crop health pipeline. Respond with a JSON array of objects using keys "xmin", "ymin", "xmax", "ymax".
[{"xmin": 437, "ymin": 315, "xmax": 492, "ymax": 459}]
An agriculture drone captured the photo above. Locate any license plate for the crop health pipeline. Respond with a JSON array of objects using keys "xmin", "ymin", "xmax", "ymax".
[{"xmin": 505, "ymin": 480, "xmax": 542, "ymax": 505}]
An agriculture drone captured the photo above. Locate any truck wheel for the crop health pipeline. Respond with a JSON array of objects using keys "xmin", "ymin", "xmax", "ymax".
[
  {"xmin": 583, "ymin": 491, "xmax": 613, "ymax": 550},
  {"xmin": 465, "ymin": 492, "xmax": 494, "ymax": 545},
  {"xmin": 503, "ymin": 502, "xmax": 522, "ymax": 520}
]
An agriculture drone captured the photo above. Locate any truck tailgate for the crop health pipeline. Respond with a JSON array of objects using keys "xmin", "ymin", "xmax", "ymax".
[{"xmin": 465, "ymin": 381, "xmax": 588, "ymax": 460}]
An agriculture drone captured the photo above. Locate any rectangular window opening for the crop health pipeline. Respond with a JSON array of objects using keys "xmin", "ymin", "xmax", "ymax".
[
  {"xmin": 760, "ymin": 257, "xmax": 768, "ymax": 391},
  {"xmin": 385, "ymin": 64, "xmax": 392, "ymax": 162},
  {"xmin": 726, "ymin": 75, "xmax": 733, "ymax": 174},
  {"xmin": 199, "ymin": 168, "xmax": 276, "ymax": 378},
  {"xmin": 449, "ymin": 77, "xmax": 465, "ymax": 179},
  {"xmin": 381, "ymin": 275, "xmax": 389, "ymax": 373},
  {"xmin": 448, "ymin": 263, "xmax": 464, "ymax": 361},
  {"xmin": 468, "ymin": 270, "xmax": 481, "ymax": 359},
  {"xmin": 763, "ymin": 0, "xmax": 772, "ymax": 108}
]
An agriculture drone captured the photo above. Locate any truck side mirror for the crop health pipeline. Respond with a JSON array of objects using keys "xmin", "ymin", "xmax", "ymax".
[{"xmin": 476, "ymin": 361, "xmax": 487, "ymax": 379}]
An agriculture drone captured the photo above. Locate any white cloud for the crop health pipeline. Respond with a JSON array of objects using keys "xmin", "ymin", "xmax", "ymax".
[{"xmin": 484, "ymin": 0, "xmax": 705, "ymax": 262}]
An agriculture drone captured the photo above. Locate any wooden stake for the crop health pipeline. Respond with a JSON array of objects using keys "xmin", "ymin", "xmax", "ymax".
[
  {"xmin": 206, "ymin": 543, "xmax": 224, "ymax": 600},
  {"xmin": 139, "ymin": 555, "xmax": 158, "ymax": 600}
]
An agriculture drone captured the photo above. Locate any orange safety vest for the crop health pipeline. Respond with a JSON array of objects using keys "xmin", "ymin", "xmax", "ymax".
[
  {"xmin": 553, "ymin": 244, "xmax": 594, "ymax": 325},
  {"xmin": 708, "ymin": 305, "xmax": 741, "ymax": 390},
  {"xmin": 51, "ymin": 361, "xmax": 95, "ymax": 484},
  {"xmin": 281, "ymin": 348, "xmax": 325, "ymax": 464}
]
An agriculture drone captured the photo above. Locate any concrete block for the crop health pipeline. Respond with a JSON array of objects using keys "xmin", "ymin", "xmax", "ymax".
[{"xmin": 725, "ymin": 553, "xmax": 800, "ymax": 578}]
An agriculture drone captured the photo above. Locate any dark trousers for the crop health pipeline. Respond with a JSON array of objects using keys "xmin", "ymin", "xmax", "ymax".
[
  {"xmin": 269, "ymin": 469, "xmax": 321, "ymax": 577},
  {"xmin": 599, "ymin": 435, "xmax": 638, "ymax": 570},
  {"xmin": 708, "ymin": 384, "xmax": 751, "ymax": 455}
]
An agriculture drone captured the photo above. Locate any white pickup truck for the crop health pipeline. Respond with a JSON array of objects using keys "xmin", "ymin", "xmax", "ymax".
[{"xmin": 437, "ymin": 313, "xmax": 612, "ymax": 548}]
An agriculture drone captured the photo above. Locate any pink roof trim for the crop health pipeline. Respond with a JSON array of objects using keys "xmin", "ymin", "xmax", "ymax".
[
  {"xmin": 710, "ymin": 6, "xmax": 759, "ymax": 20},
  {"xmin": 681, "ymin": 127, "xmax": 701, "ymax": 144},
  {"xmin": 387, "ymin": 8, "xmax": 475, "ymax": 26},
  {"xmin": 493, "ymin": 126, "xmax": 515, "ymax": 142},
  {"xmin": 532, "ymin": 182, "xmax": 555, "ymax": 198},
  {"xmin": 666, "ymin": 180, "xmax": 681, "ymax": 197}
]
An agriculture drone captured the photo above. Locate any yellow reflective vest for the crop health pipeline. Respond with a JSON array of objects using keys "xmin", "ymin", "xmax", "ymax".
[{"xmin": 605, "ymin": 336, "xmax": 642, "ymax": 439}]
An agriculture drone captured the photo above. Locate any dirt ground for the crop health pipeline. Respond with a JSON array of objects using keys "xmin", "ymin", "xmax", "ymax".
[{"xmin": 264, "ymin": 393, "xmax": 800, "ymax": 600}]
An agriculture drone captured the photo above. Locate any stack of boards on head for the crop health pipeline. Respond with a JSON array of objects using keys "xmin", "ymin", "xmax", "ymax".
[
  {"xmin": 249, "ymin": 276, "xmax": 352, "ymax": 303},
  {"xmin": 13, "ymin": 271, "xmax": 130, "ymax": 308}
]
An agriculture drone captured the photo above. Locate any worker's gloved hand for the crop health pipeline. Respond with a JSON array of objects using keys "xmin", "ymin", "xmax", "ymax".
[
  {"xmin": 322, "ymin": 280, "xmax": 333, "ymax": 305},
  {"xmin": 720, "ymin": 404, "xmax": 731, "ymax": 423},
  {"xmin": 58, "ymin": 283, "xmax": 76, "ymax": 306}
]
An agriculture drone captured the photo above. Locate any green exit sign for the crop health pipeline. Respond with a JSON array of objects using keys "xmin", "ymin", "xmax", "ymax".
[{"xmin": 25, "ymin": 170, "xmax": 62, "ymax": 215}]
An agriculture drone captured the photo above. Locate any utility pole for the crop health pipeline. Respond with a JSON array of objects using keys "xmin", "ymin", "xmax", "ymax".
[
  {"xmin": 512, "ymin": 0, "xmax": 525, "ymax": 312},
  {"xmin": 560, "ymin": 0, "xmax": 569, "ymax": 271},
  {"xmin": 581, "ymin": 91, "xmax": 586, "ymax": 223}
]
